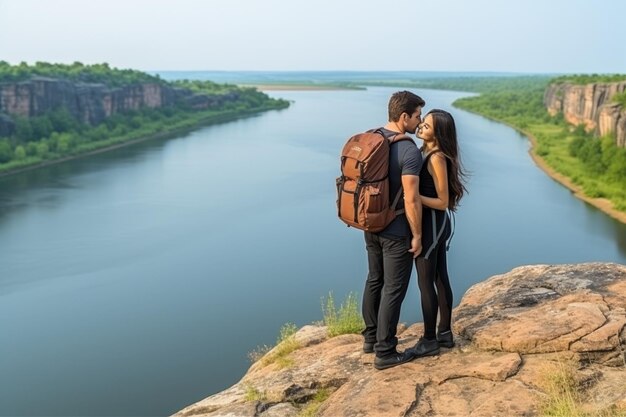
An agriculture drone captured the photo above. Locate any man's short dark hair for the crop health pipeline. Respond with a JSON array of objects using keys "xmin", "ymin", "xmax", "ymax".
[{"xmin": 388, "ymin": 91, "xmax": 425, "ymax": 122}]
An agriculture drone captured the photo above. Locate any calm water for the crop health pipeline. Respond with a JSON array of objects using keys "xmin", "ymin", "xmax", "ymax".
[{"xmin": 1, "ymin": 87, "xmax": 625, "ymax": 416}]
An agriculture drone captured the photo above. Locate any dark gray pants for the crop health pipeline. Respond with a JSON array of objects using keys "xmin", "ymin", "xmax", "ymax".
[{"xmin": 362, "ymin": 232, "xmax": 413, "ymax": 357}]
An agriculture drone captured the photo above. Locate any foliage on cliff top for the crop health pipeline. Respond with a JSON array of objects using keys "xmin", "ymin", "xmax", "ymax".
[
  {"xmin": 613, "ymin": 92, "xmax": 626, "ymax": 107},
  {"xmin": 172, "ymin": 79, "xmax": 239, "ymax": 94},
  {"xmin": 552, "ymin": 74, "xmax": 626, "ymax": 85},
  {"xmin": 0, "ymin": 61, "xmax": 164, "ymax": 86}
]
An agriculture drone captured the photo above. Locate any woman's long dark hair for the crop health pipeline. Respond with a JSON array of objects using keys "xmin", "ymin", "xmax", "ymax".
[{"xmin": 423, "ymin": 109, "xmax": 468, "ymax": 211}]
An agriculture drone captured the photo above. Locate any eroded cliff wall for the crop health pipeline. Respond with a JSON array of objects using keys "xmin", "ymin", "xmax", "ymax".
[
  {"xmin": 544, "ymin": 81, "xmax": 626, "ymax": 147},
  {"xmin": 0, "ymin": 77, "xmax": 239, "ymax": 135}
]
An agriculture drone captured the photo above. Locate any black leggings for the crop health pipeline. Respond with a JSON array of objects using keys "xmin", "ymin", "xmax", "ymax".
[{"xmin": 415, "ymin": 209, "xmax": 453, "ymax": 340}]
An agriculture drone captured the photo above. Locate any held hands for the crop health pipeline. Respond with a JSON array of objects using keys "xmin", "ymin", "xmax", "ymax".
[{"xmin": 408, "ymin": 237, "xmax": 422, "ymax": 259}]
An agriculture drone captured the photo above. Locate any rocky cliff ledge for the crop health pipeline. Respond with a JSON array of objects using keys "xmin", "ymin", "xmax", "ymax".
[
  {"xmin": 544, "ymin": 82, "xmax": 626, "ymax": 147},
  {"xmin": 0, "ymin": 77, "xmax": 239, "ymax": 134},
  {"xmin": 175, "ymin": 263, "xmax": 626, "ymax": 417}
]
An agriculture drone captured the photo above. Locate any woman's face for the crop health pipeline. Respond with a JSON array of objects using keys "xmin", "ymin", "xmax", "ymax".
[{"xmin": 417, "ymin": 114, "xmax": 436, "ymax": 144}]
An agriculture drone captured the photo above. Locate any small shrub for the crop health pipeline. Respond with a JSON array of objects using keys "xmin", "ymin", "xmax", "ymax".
[
  {"xmin": 256, "ymin": 322, "xmax": 301, "ymax": 369},
  {"xmin": 298, "ymin": 388, "xmax": 331, "ymax": 417},
  {"xmin": 538, "ymin": 360, "xmax": 581, "ymax": 416},
  {"xmin": 247, "ymin": 344, "xmax": 272, "ymax": 363},
  {"xmin": 243, "ymin": 383, "xmax": 267, "ymax": 402},
  {"xmin": 278, "ymin": 322, "xmax": 298, "ymax": 343},
  {"xmin": 583, "ymin": 183, "xmax": 606, "ymax": 199},
  {"xmin": 538, "ymin": 359, "xmax": 626, "ymax": 417},
  {"xmin": 612, "ymin": 91, "xmax": 626, "ymax": 107},
  {"xmin": 322, "ymin": 292, "xmax": 365, "ymax": 337},
  {"xmin": 615, "ymin": 200, "xmax": 626, "ymax": 212},
  {"xmin": 536, "ymin": 147, "xmax": 550, "ymax": 157}
]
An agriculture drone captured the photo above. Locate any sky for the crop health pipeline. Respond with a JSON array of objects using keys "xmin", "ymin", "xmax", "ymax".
[{"xmin": 0, "ymin": 0, "xmax": 624, "ymax": 74}]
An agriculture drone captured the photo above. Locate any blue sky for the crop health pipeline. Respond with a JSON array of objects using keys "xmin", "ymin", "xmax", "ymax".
[{"xmin": 0, "ymin": 0, "xmax": 624, "ymax": 73}]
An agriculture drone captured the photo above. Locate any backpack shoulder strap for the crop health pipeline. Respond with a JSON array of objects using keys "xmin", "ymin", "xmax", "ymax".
[
  {"xmin": 369, "ymin": 128, "xmax": 416, "ymax": 146},
  {"xmin": 389, "ymin": 133, "xmax": 415, "ymax": 145},
  {"xmin": 389, "ymin": 134, "xmax": 416, "ymax": 213}
]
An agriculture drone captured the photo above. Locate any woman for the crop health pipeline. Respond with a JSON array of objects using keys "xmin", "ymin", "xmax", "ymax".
[{"xmin": 409, "ymin": 109, "xmax": 467, "ymax": 358}]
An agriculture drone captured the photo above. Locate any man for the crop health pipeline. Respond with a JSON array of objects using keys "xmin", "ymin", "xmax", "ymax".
[{"xmin": 362, "ymin": 91, "xmax": 424, "ymax": 370}]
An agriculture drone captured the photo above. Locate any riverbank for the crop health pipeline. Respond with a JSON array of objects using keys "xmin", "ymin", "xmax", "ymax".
[
  {"xmin": 240, "ymin": 83, "xmax": 364, "ymax": 91},
  {"xmin": 455, "ymin": 107, "xmax": 626, "ymax": 225},
  {"xmin": 0, "ymin": 104, "xmax": 287, "ymax": 179},
  {"xmin": 524, "ymin": 130, "xmax": 626, "ymax": 225}
]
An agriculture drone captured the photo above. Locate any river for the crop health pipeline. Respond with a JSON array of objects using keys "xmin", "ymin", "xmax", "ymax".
[{"xmin": 1, "ymin": 87, "xmax": 625, "ymax": 416}]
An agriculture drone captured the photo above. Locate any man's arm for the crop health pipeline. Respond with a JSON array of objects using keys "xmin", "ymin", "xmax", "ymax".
[{"xmin": 402, "ymin": 174, "xmax": 422, "ymax": 258}]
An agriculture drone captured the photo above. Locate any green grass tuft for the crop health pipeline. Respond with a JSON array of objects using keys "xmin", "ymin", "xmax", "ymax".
[
  {"xmin": 243, "ymin": 383, "xmax": 268, "ymax": 402},
  {"xmin": 298, "ymin": 388, "xmax": 332, "ymax": 417},
  {"xmin": 249, "ymin": 322, "xmax": 301, "ymax": 369},
  {"xmin": 322, "ymin": 292, "xmax": 365, "ymax": 337},
  {"xmin": 538, "ymin": 360, "xmax": 626, "ymax": 417}
]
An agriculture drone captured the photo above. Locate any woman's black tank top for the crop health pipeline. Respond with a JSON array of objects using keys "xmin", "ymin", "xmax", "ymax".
[{"xmin": 419, "ymin": 151, "xmax": 441, "ymax": 199}]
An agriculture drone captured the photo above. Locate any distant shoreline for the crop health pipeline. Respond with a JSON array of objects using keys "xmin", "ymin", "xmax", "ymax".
[
  {"xmin": 458, "ymin": 108, "xmax": 626, "ymax": 225},
  {"xmin": 240, "ymin": 84, "xmax": 364, "ymax": 91}
]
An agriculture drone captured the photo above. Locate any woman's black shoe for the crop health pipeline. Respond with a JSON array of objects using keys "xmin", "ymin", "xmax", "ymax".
[
  {"xmin": 408, "ymin": 337, "xmax": 440, "ymax": 357},
  {"xmin": 437, "ymin": 330, "xmax": 455, "ymax": 348}
]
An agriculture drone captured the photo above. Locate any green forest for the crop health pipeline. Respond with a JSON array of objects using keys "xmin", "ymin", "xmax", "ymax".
[
  {"xmin": 451, "ymin": 75, "xmax": 626, "ymax": 212},
  {"xmin": 0, "ymin": 63, "xmax": 289, "ymax": 174}
]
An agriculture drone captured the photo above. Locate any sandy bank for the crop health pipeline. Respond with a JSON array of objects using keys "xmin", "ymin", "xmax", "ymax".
[{"xmin": 525, "ymin": 131, "xmax": 626, "ymax": 224}]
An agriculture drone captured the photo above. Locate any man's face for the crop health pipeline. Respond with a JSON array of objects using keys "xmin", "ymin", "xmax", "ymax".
[{"xmin": 404, "ymin": 107, "xmax": 422, "ymax": 134}]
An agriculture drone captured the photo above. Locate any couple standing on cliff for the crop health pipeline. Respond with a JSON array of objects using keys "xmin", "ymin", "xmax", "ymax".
[{"xmin": 358, "ymin": 91, "xmax": 467, "ymax": 370}]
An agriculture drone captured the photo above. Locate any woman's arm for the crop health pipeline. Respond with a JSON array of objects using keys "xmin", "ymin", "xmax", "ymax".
[{"xmin": 421, "ymin": 153, "xmax": 449, "ymax": 210}]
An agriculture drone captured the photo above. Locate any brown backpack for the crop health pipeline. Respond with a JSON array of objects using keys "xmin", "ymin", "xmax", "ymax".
[{"xmin": 336, "ymin": 129, "xmax": 414, "ymax": 232}]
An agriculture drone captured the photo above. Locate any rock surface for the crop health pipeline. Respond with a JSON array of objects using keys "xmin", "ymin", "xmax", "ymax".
[
  {"xmin": 544, "ymin": 81, "xmax": 626, "ymax": 147},
  {"xmin": 174, "ymin": 263, "xmax": 626, "ymax": 417}
]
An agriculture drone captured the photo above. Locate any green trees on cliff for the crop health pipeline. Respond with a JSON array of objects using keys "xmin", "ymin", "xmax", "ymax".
[
  {"xmin": 552, "ymin": 74, "xmax": 626, "ymax": 85},
  {"xmin": 0, "ymin": 61, "xmax": 163, "ymax": 86},
  {"xmin": 613, "ymin": 92, "xmax": 626, "ymax": 107}
]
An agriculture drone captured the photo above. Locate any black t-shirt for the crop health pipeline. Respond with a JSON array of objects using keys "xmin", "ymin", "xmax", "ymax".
[{"xmin": 376, "ymin": 127, "xmax": 423, "ymax": 239}]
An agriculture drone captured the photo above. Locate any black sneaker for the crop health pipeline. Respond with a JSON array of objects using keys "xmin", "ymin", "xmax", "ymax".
[
  {"xmin": 437, "ymin": 330, "xmax": 455, "ymax": 348},
  {"xmin": 373, "ymin": 351, "xmax": 415, "ymax": 370},
  {"xmin": 408, "ymin": 337, "xmax": 440, "ymax": 358},
  {"xmin": 363, "ymin": 342, "xmax": 375, "ymax": 354}
]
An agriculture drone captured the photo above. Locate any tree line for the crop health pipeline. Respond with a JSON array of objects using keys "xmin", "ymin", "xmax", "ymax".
[
  {"xmin": 340, "ymin": 75, "xmax": 553, "ymax": 94},
  {"xmin": 0, "ymin": 61, "xmax": 164, "ymax": 86},
  {"xmin": 552, "ymin": 74, "xmax": 626, "ymax": 85}
]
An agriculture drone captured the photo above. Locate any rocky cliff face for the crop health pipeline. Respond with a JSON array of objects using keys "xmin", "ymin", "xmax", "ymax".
[
  {"xmin": 174, "ymin": 263, "xmax": 626, "ymax": 417},
  {"xmin": 544, "ymin": 81, "xmax": 626, "ymax": 147},
  {"xmin": 0, "ymin": 77, "xmax": 240, "ymax": 135}
]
